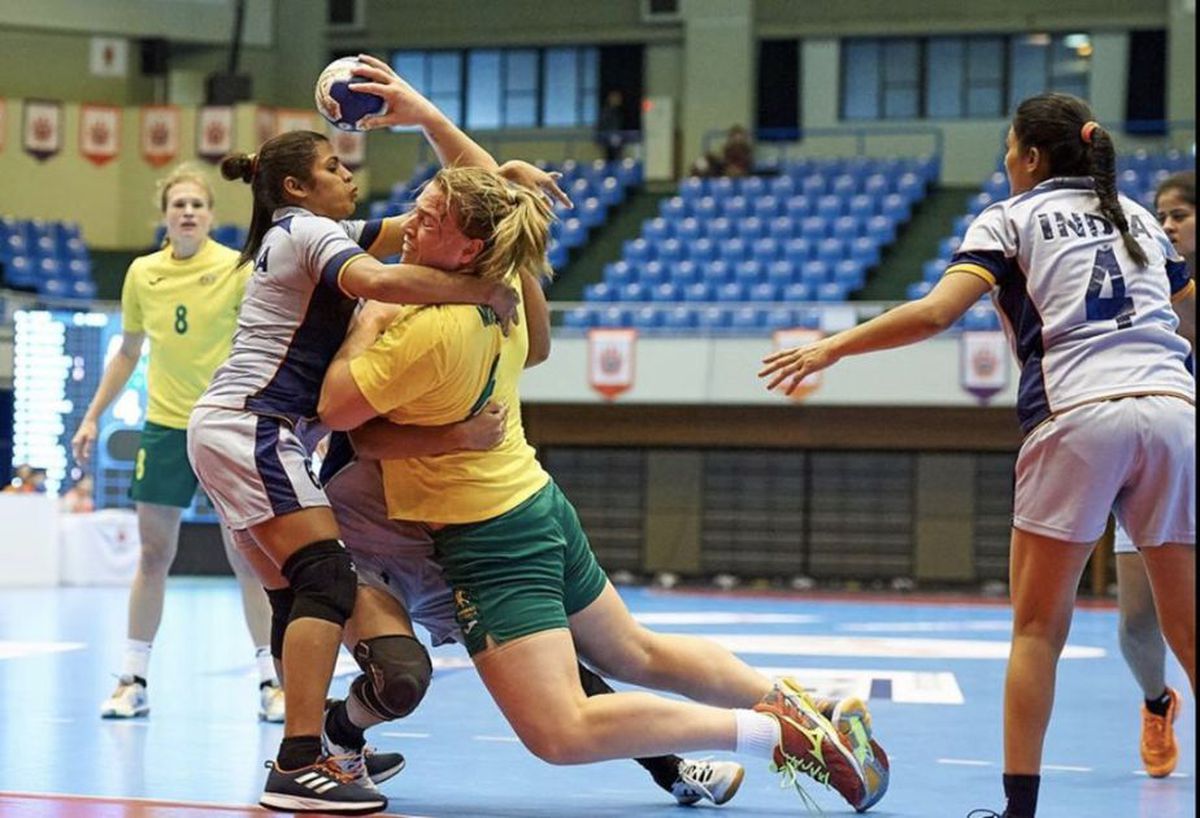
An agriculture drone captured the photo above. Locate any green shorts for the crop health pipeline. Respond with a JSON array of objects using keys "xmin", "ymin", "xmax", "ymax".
[
  {"xmin": 129, "ymin": 420, "xmax": 200, "ymax": 508},
  {"xmin": 433, "ymin": 480, "xmax": 609, "ymax": 656}
]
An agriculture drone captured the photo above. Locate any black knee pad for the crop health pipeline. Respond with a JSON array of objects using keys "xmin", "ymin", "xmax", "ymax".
[
  {"xmin": 577, "ymin": 663, "xmax": 615, "ymax": 697},
  {"xmin": 265, "ymin": 586, "xmax": 295, "ymax": 661},
  {"xmin": 281, "ymin": 540, "xmax": 357, "ymax": 627},
  {"xmin": 350, "ymin": 635, "xmax": 432, "ymax": 721}
]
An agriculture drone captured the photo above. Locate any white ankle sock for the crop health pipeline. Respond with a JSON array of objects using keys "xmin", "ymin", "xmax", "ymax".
[
  {"xmin": 734, "ymin": 708, "xmax": 781, "ymax": 758},
  {"xmin": 255, "ymin": 646, "xmax": 277, "ymax": 685},
  {"xmin": 121, "ymin": 639, "xmax": 152, "ymax": 681}
]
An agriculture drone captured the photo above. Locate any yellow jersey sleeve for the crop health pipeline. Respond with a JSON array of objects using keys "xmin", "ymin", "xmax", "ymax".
[{"xmin": 120, "ymin": 260, "xmax": 145, "ymax": 334}]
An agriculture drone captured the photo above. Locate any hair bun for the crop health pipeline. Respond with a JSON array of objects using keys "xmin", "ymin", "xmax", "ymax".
[{"xmin": 220, "ymin": 153, "xmax": 256, "ymax": 184}]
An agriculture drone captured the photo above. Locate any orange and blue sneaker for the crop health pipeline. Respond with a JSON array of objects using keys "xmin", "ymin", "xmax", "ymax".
[
  {"xmin": 1141, "ymin": 687, "xmax": 1181, "ymax": 778},
  {"xmin": 754, "ymin": 678, "xmax": 888, "ymax": 812}
]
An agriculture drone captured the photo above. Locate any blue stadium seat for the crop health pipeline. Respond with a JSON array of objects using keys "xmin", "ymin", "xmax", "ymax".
[
  {"xmin": 833, "ymin": 259, "xmax": 866, "ymax": 289},
  {"xmin": 4, "ymin": 255, "xmax": 35, "ymax": 288},
  {"xmin": 922, "ymin": 258, "xmax": 948, "ymax": 282},
  {"xmin": 4, "ymin": 234, "xmax": 29, "ymax": 259},
  {"xmin": 785, "ymin": 195, "xmax": 812, "ymax": 220},
  {"xmin": 730, "ymin": 306, "xmax": 763, "ymax": 333},
  {"xmin": 800, "ymin": 216, "xmax": 829, "ymax": 239},
  {"xmin": 815, "ymin": 238, "xmax": 846, "ymax": 265},
  {"xmin": 710, "ymin": 177, "xmax": 735, "ymax": 198},
  {"xmin": 623, "ymin": 238, "xmax": 653, "ymax": 263},
  {"xmin": 598, "ymin": 177, "xmax": 624, "ymax": 208},
  {"xmin": 880, "ymin": 194, "xmax": 909, "ymax": 224},
  {"xmin": 717, "ymin": 282, "xmax": 747, "ymax": 301},
  {"xmin": 71, "ymin": 279, "xmax": 98, "ymax": 299},
  {"xmin": 660, "ymin": 196, "xmax": 687, "ymax": 221},
  {"xmin": 38, "ymin": 257, "xmax": 62, "ymax": 279},
  {"xmin": 679, "ymin": 177, "xmax": 706, "ymax": 201},
  {"xmin": 850, "ymin": 237, "xmax": 881, "ymax": 268},
  {"xmin": 35, "ymin": 235, "xmax": 58, "ymax": 259},
  {"xmin": 831, "ymin": 216, "xmax": 861, "ymax": 241},
  {"xmin": 831, "ymin": 175, "xmax": 857, "ymax": 198},
  {"xmin": 632, "ymin": 307, "xmax": 663, "ymax": 333},
  {"xmin": 847, "ymin": 195, "xmax": 874, "ymax": 219},
  {"xmin": 815, "ymin": 195, "xmax": 843, "ymax": 221},
  {"xmin": 548, "ymin": 241, "xmax": 568, "ymax": 269},
  {"xmin": 740, "ymin": 177, "xmax": 767, "ymax": 198},
  {"xmin": 863, "ymin": 174, "xmax": 889, "ymax": 198},
  {"xmin": 676, "ymin": 217, "xmax": 702, "ymax": 242},
  {"xmin": 801, "ymin": 175, "xmax": 827, "ymax": 198},
  {"xmin": 563, "ymin": 306, "xmax": 594, "ymax": 330},
  {"xmin": 605, "ymin": 260, "xmax": 635, "ymax": 286},
  {"xmin": 686, "ymin": 237, "xmax": 716, "ymax": 264},
  {"xmin": 598, "ymin": 306, "xmax": 631, "ymax": 327},
  {"xmin": 684, "ymin": 282, "xmax": 715, "ymax": 301},
  {"xmin": 815, "ymin": 282, "xmax": 849, "ymax": 301},
  {"xmin": 764, "ymin": 306, "xmax": 795, "ymax": 331},
  {"xmin": 866, "ymin": 214, "xmax": 897, "ymax": 243},
  {"xmin": 619, "ymin": 282, "xmax": 647, "ymax": 301},
  {"xmin": 753, "ymin": 196, "xmax": 780, "ymax": 220},
  {"xmin": 748, "ymin": 282, "xmax": 779, "ymax": 302},
  {"xmin": 703, "ymin": 260, "xmax": 731, "ymax": 285},
  {"xmin": 718, "ymin": 238, "xmax": 747, "ymax": 265},
  {"xmin": 657, "ymin": 238, "xmax": 684, "ymax": 263},
  {"xmin": 643, "ymin": 218, "xmax": 671, "ymax": 243},
  {"xmin": 896, "ymin": 173, "xmax": 925, "ymax": 203},
  {"xmin": 769, "ymin": 176, "xmax": 796, "ymax": 198},
  {"xmin": 693, "ymin": 197, "xmax": 719, "ymax": 220},
  {"xmin": 906, "ymin": 280, "xmax": 934, "ymax": 300},
  {"xmin": 569, "ymin": 178, "xmax": 592, "ymax": 202},
  {"xmin": 963, "ymin": 302, "xmax": 1001, "ymax": 331},
  {"xmin": 615, "ymin": 158, "xmax": 643, "ymax": 187},
  {"xmin": 38, "ymin": 276, "xmax": 70, "ymax": 298},
  {"xmin": 769, "ymin": 216, "xmax": 795, "ymax": 239},
  {"xmin": 671, "ymin": 260, "xmax": 700, "ymax": 285},
  {"xmin": 722, "ymin": 196, "xmax": 749, "ymax": 220},
  {"xmin": 800, "ymin": 260, "xmax": 831, "ymax": 285},
  {"xmin": 737, "ymin": 217, "xmax": 765, "ymax": 241},
  {"xmin": 641, "ymin": 260, "xmax": 668, "ymax": 286},
  {"xmin": 369, "ymin": 201, "xmax": 390, "ymax": 220},
  {"xmin": 938, "ymin": 235, "xmax": 962, "ymax": 258},
  {"xmin": 735, "ymin": 260, "xmax": 764, "ymax": 285},
  {"xmin": 584, "ymin": 282, "xmax": 616, "ymax": 302},
  {"xmin": 559, "ymin": 218, "xmax": 587, "ymax": 249},
  {"xmin": 795, "ymin": 306, "xmax": 822, "ymax": 328},
  {"xmin": 578, "ymin": 198, "xmax": 606, "ymax": 229},
  {"xmin": 706, "ymin": 217, "xmax": 734, "ymax": 241},
  {"xmin": 953, "ymin": 214, "xmax": 974, "ymax": 236},
  {"xmin": 766, "ymin": 260, "xmax": 797, "ymax": 286},
  {"xmin": 696, "ymin": 306, "xmax": 731, "ymax": 332},
  {"xmin": 66, "ymin": 258, "xmax": 92, "ymax": 280},
  {"xmin": 662, "ymin": 306, "xmax": 697, "ymax": 331},
  {"xmin": 752, "ymin": 238, "xmax": 779, "ymax": 265},
  {"xmin": 967, "ymin": 192, "xmax": 994, "ymax": 216},
  {"xmin": 782, "ymin": 282, "xmax": 812, "ymax": 302},
  {"xmin": 784, "ymin": 238, "xmax": 812, "ymax": 267}
]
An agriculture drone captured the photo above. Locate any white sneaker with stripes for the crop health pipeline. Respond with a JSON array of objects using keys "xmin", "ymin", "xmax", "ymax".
[{"xmin": 259, "ymin": 757, "xmax": 387, "ymax": 815}]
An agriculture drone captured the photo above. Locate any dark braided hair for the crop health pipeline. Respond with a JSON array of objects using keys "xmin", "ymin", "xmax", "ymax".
[
  {"xmin": 220, "ymin": 130, "xmax": 329, "ymax": 267},
  {"xmin": 1012, "ymin": 92, "xmax": 1148, "ymax": 267}
]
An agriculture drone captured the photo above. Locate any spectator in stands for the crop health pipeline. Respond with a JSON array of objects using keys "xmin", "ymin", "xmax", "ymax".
[
  {"xmin": 3, "ymin": 463, "xmax": 35, "ymax": 493},
  {"xmin": 689, "ymin": 124, "xmax": 755, "ymax": 178},
  {"xmin": 70, "ymin": 164, "xmax": 282, "ymax": 724},
  {"xmin": 1110, "ymin": 168, "xmax": 1195, "ymax": 780},
  {"xmin": 60, "ymin": 474, "xmax": 95, "ymax": 513},
  {"xmin": 760, "ymin": 93, "xmax": 1194, "ymax": 818},
  {"xmin": 26, "ymin": 467, "xmax": 47, "ymax": 493},
  {"xmin": 596, "ymin": 90, "xmax": 628, "ymax": 162}
]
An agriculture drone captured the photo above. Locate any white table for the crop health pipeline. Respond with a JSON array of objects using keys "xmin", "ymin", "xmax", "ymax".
[
  {"xmin": 0, "ymin": 493, "xmax": 59, "ymax": 586},
  {"xmin": 58, "ymin": 508, "xmax": 141, "ymax": 586}
]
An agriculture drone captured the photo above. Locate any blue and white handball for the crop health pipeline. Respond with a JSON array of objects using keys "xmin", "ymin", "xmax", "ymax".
[{"xmin": 315, "ymin": 57, "xmax": 389, "ymax": 131}]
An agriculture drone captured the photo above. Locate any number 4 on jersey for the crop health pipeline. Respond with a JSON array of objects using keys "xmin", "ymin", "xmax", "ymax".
[{"xmin": 1085, "ymin": 246, "xmax": 1134, "ymax": 329}]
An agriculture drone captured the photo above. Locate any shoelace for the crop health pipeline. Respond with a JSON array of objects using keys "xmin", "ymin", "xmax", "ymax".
[
  {"xmin": 263, "ymin": 758, "xmax": 358, "ymax": 785},
  {"xmin": 329, "ymin": 750, "xmax": 367, "ymax": 780},
  {"xmin": 772, "ymin": 755, "xmax": 823, "ymax": 814},
  {"xmin": 965, "ymin": 810, "xmax": 1003, "ymax": 817},
  {"xmin": 675, "ymin": 760, "xmax": 717, "ymax": 801}
]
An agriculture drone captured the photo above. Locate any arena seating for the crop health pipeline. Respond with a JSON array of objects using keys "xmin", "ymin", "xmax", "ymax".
[
  {"xmin": 569, "ymin": 154, "xmax": 939, "ymax": 334},
  {"xmin": 368, "ymin": 157, "xmax": 644, "ymax": 268},
  {"xmin": 0, "ymin": 216, "xmax": 97, "ymax": 300},
  {"xmin": 911, "ymin": 147, "xmax": 1194, "ymax": 321}
]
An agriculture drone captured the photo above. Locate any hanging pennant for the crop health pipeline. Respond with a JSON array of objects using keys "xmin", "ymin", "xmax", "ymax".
[
  {"xmin": 960, "ymin": 330, "xmax": 1009, "ymax": 404},
  {"xmin": 140, "ymin": 105, "xmax": 180, "ymax": 167},
  {"xmin": 196, "ymin": 106, "xmax": 234, "ymax": 163},
  {"xmin": 254, "ymin": 106, "xmax": 276, "ymax": 147},
  {"xmin": 79, "ymin": 104, "xmax": 121, "ymax": 166},
  {"xmin": 328, "ymin": 125, "xmax": 365, "ymax": 170},
  {"xmin": 22, "ymin": 99, "xmax": 63, "ymax": 162},
  {"xmin": 769, "ymin": 327, "xmax": 826, "ymax": 403},
  {"xmin": 275, "ymin": 108, "xmax": 320, "ymax": 136},
  {"xmin": 587, "ymin": 328, "xmax": 637, "ymax": 400}
]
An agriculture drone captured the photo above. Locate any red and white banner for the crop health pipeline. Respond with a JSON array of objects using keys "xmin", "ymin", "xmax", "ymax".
[
  {"xmin": 328, "ymin": 125, "xmax": 365, "ymax": 170},
  {"xmin": 769, "ymin": 328, "xmax": 826, "ymax": 402},
  {"xmin": 89, "ymin": 37, "xmax": 128, "ymax": 78},
  {"xmin": 255, "ymin": 106, "xmax": 276, "ymax": 147},
  {"xmin": 275, "ymin": 108, "xmax": 320, "ymax": 136},
  {"xmin": 587, "ymin": 328, "xmax": 637, "ymax": 400},
  {"xmin": 79, "ymin": 104, "xmax": 121, "ymax": 166},
  {"xmin": 196, "ymin": 106, "xmax": 234, "ymax": 163},
  {"xmin": 140, "ymin": 105, "xmax": 180, "ymax": 167},
  {"xmin": 960, "ymin": 330, "xmax": 1009, "ymax": 404},
  {"xmin": 22, "ymin": 99, "xmax": 62, "ymax": 162}
]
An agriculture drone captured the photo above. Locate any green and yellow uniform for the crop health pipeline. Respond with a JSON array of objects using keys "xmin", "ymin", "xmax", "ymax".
[
  {"xmin": 122, "ymin": 239, "xmax": 248, "ymax": 506},
  {"xmin": 350, "ymin": 283, "xmax": 608, "ymax": 654}
]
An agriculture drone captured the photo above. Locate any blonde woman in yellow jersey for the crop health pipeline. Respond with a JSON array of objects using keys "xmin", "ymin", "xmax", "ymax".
[
  {"xmin": 317, "ymin": 166, "xmax": 889, "ymax": 813},
  {"xmin": 71, "ymin": 166, "xmax": 281, "ymax": 723}
]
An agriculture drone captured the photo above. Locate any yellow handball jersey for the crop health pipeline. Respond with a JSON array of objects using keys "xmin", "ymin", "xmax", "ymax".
[
  {"xmin": 121, "ymin": 239, "xmax": 249, "ymax": 428},
  {"xmin": 349, "ymin": 286, "xmax": 549, "ymax": 524}
]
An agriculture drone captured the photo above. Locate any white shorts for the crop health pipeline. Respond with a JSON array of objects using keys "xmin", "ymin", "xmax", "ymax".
[
  {"xmin": 187, "ymin": 404, "xmax": 330, "ymax": 531},
  {"xmin": 325, "ymin": 457, "xmax": 460, "ymax": 647},
  {"xmin": 1014, "ymin": 395, "xmax": 1195, "ymax": 546}
]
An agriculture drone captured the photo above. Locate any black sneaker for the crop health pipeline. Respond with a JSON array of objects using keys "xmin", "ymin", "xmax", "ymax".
[
  {"xmin": 259, "ymin": 757, "xmax": 388, "ymax": 814},
  {"xmin": 323, "ymin": 698, "xmax": 406, "ymax": 787}
]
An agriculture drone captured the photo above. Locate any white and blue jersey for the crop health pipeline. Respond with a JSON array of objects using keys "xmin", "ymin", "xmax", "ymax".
[
  {"xmin": 198, "ymin": 206, "xmax": 386, "ymax": 447},
  {"xmin": 946, "ymin": 177, "xmax": 1195, "ymax": 434}
]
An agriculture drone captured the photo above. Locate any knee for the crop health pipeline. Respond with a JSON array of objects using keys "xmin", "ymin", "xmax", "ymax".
[
  {"xmin": 1118, "ymin": 605, "xmax": 1162, "ymax": 643},
  {"xmin": 518, "ymin": 720, "xmax": 588, "ymax": 765},
  {"xmin": 282, "ymin": 540, "xmax": 357, "ymax": 626},
  {"xmin": 265, "ymin": 587, "xmax": 295, "ymax": 661},
  {"xmin": 137, "ymin": 537, "xmax": 176, "ymax": 577},
  {"xmin": 350, "ymin": 635, "xmax": 432, "ymax": 721},
  {"xmin": 588, "ymin": 628, "xmax": 657, "ymax": 684}
]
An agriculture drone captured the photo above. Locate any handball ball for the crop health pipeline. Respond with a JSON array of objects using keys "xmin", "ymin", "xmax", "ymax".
[{"xmin": 315, "ymin": 57, "xmax": 388, "ymax": 131}]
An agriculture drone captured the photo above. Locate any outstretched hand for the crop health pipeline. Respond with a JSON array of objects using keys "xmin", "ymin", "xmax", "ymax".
[
  {"xmin": 758, "ymin": 338, "xmax": 840, "ymax": 395},
  {"xmin": 487, "ymin": 280, "xmax": 522, "ymax": 336},
  {"xmin": 349, "ymin": 53, "xmax": 437, "ymax": 130},
  {"xmin": 498, "ymin": 160, "xmax": 573, "ymax": 209}
]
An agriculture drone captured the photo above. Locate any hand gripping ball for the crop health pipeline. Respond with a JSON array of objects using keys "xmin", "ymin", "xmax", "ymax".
[{"xmin": 315, "ymin": 57, "xmax": 388, "ymax": 131}]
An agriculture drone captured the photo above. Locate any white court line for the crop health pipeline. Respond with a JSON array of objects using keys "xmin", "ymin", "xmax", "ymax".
[
  {"xmin": 1134, "ymin": 771, "xmax": 1191, "ymax": 778},
  {"xmin": 473, "ymin": 734, "xmax": 520, "ymax": 743},
  {"xmin": 1043, "ymin": 765, "xmax": 1093, "ymax": 773},
  {"xmin": 938, "ymin": 758, "xmax": 993, "ymax": 766},
  {"xmin": 380, "ymin": 731, "xmax": 431, "ymax": 739}
]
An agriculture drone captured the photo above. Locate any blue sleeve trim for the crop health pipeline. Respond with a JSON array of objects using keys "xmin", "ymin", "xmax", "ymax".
[
  {"xmin": 359, "ymin": 219, "xmax": 384, "ymax": 253},
  {"xmin": 320, "ymin": 247, "xmax": 364, "ymax": 293},
  {"xmin": 1166, "ymin": 258, "xmax": 1192, "ymax": 294},
  {"xmin": 950, "ymin": 249, "xmax": 1009, "ymax": 285}
]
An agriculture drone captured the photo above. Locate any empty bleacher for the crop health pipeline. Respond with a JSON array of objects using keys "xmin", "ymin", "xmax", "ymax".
[{"xmin": 0, "ymin": 216, "xmax": 97, "ymax": 300}]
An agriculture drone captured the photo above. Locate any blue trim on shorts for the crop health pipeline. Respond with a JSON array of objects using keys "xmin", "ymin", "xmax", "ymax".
[{"xmin": 254, "ymin": 416, "xmax": 299, "ymax": 515}]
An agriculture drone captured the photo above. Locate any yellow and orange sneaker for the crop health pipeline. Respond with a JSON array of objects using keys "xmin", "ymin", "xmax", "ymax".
[{"xmin": 1141, "ymin": 687, "xmax": 1181, "ymax": 778}]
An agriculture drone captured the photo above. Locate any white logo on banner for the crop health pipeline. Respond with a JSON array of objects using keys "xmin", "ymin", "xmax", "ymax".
[
  {"xmin": 79, "ymin": 104, "xmax": 121, "ymax": 166},
  {"xmin": 770, "ymin": 327, "xmax": 825, "ymax": 401},
  {"xmin": 89, "ymin": 37, "xmax": 128, "ymax": 77},
  {"xmin": 140, "ymin": 105, "xmax": 180, "ymax": 167},
  {"xmin": 588, "ymin": 328, "xmax": 637, "ymax": 400},
  {"xmin": 960, "ymin": 330, "xmax": 1009, "ymax": 403},
  {"xmin": 22, "ymin": 99, "xmax": 62, "ymax": 162},
  {"xmin": 197, "ymin": 106, "xmax": 234, "ymax": 163}
]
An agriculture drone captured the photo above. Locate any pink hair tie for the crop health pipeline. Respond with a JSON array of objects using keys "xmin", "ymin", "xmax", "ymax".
[{"xmin": 1080, "ymin": 121, "xmax": 1100, "ymax": 144}]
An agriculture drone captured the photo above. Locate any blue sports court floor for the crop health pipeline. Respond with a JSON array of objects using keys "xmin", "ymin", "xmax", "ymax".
[{"xmin": 0, "ymin": 580, "xmax": 1192, "ymax": 817}]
